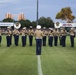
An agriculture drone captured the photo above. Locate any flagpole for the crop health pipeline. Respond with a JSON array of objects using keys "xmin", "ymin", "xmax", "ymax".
[{"xmin": 37, "ymin": 0, "xmax": 39, "ymax": 25}]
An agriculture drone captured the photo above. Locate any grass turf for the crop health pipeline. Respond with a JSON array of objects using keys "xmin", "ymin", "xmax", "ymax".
[{"xmin": 0, "ymin": 35, "xmax": 76, "ymax": 75}]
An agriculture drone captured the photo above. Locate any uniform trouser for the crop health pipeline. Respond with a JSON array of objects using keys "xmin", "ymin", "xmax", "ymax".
[
  {"xmin": 43, "ymin": 36, "xmax": 46, "ymax": 46},
  {"xmin": 13, "ymin": 35, "xmax": 16, "ymax": 45},
  {"xmin": 70, "ymin": 35, "xmax": 74, "ymax": 47},
  {"xmin": 10, "ymin": 34, "xmax": 12, "ymax": 45},
  {"xmin": 48, "ymin": 36, "xmax": 50, "ymax": 46},
  {"xmin": 25, "ymin": 35, "xmax": 27, "ymax": 45},
  {"xmin": 36, "ymin": 39, "xmax": 42, "ymax": 55},
  {"xmin": 0, "ymin": 36, "xmax": 2, "ymax": 45},
  {"xmin": 29, "ymin": 36, "xmax": 33, "ymax": 46},
  {"xmin": 62, "ymin": 36, "xmax": 66, "ymax": 47},
  {"xmin": 15, "ymin": 35, "xmax": 19, "ymax": 46},
  {"xmin": 59, "ymin": 36, "xmax": 62, "ymax": 45},
  {"xmin": 22, "ymin": 36, "xmax": 26, "ymax": 47},
  {"xmin": 49, "ymin": 36, "xmax": 53, "ymax": 47},
  {"xmin": 54, "ymin": 36, "xmax": 58, "ymax": 46},
  {"xmin": 6, "ymin": 36, "xmax": 10, "ymax": 47}
]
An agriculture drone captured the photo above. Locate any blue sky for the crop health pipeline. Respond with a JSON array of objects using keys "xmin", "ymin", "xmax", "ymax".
[{"xmin": 0, "ymin": 0, "xmax": 76, "ymax": 22}]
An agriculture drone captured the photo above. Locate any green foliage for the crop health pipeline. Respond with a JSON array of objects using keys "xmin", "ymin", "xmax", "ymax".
[
  {"xmin": 2, "ymin": 18, "xmax": 15, "ymax": 22},
  {"xmin": 56, "ymin": 7, "xmax": 75, "ymax": 22},
  {"xmin": 31, "ymin": 21, "xmax": 36, "ymax": 28},
  {"xmin": 38, "ymin": 17, "xmax": 54, "ymax": 28},
  {"xmin": 2, "ymin": 16, "xmax": 54, "ymax": 28},
  {"xmin": 18, "ymin": 16, "xmax": 54, "ymax": 28},
  {"xmin": 19, "ymin": 19, "xmax": 32, "ymax": 28}
]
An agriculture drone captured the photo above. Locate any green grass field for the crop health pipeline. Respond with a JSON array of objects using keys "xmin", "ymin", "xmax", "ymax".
[{"xmin": 0, "ymin": 35, "xmax": 76, "ymax": 75}]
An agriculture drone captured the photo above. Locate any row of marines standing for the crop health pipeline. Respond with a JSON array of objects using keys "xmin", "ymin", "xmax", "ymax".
[{"xmin": 0, "ymin": 26, "xmax": 75, "ymax": 47}]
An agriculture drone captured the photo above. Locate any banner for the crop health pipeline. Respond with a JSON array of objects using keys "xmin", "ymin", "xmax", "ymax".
[
  {"xmin": 0, "ymin": 22, "xmax": 14, "ymax": 26},
  {"xmin": 54, "ymin": 22, "xmax": 76, "ymax": 28}
]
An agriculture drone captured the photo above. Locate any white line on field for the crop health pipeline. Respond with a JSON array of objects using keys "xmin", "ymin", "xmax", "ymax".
[{"xmin": 37, "ymin": 55, "xmax": 43, "ymax": 75}]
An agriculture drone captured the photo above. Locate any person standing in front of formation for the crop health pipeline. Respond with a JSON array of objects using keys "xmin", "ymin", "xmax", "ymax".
[
  {"xmin": 48, "ymin": 28, "xmax": 54, "ymax": 47},
  {"xmin": 70, "ymin": 27, "xmax": 75, "ymax": 47},
  {"xmin": 42, "ymin": 27, "xmax": 47, "ymax": 46},
  {"xmin": 53, "ymin": 28, "xmax": 59, "ymax": 46},
  {"xmin": 28, "ymin": 26, "xmax": 34, "ymax": 46},
  {"xmin": 34, "ymin": 25, "xmax": 43, "ymax": 55},
  {"xmin": 21, "ymin": 27, "xmax": 28, "ymax": 47},
  {"xmin": 61, "ymin": 28, "xmax": 67, "ymax": 47},
  {"xmin": 0, "ymin": 28, "xmax": 2, "ymax": 46},
  {"xmin": 6, "ymin": 27, "xmax": 11, "ymax": 47}
]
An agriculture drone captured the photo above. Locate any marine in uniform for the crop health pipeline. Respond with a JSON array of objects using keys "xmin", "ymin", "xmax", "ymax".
[
  {"xmin": 10, "ymin": 28, "xmax": 12, "ymax": 45},
  {"xmin": 61, "ymin": 28, "xmax": 67, "ymax": 47},
  {"xmin": 13, "ymin": 22, "xmax": 21, "ymax": 46},
  {"xmin": 48, "ymin": 28, "xmax": 51, "ymax": 46},
  {"xmin": 28, "ymin": 26, "xmax": 34, "ymax": 46},
  {"xmin": 12, "ymin": 28, "xmax": 16, "ymax": 45},
  {"xmin": 0, "ymin": 28, "xmax": 2, "ymax": 46},
  {"xmin": 59, "ymin": 28, "xmax": 63, "ymax": 45},
  {"xmin": 6, "ymin": 27, "xmax": 11, "ymax": 47},
  {"xmin": 53, "ymin": 28, "xmax": 59, "ymax": 46},
  {"xmin": 24, "ymin": 27, "xmax": 28, "ymax": 46},
  {"xmin": 42, "ymin": 27, "xmax": 47, "ymax": 46},
  {"xmin": 21, "ymin": 27, "xmax": 28, "ymax": 47},
  {"xmin": 48, "ymin": 28, "xmax": 53, "ymax": 47},
  {"xmin": 70, "ymin": 27, "xmax": 75, "ymax": 47},
  {"xmin": 35, "ymin": 25, "xmax": 43, "ymax": 55},
  {"xmin": 14, "ymin": 29, "xmax": 20, "ymax": 46}
]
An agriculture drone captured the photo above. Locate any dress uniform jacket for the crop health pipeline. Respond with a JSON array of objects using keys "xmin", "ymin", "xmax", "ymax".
[{"xmin": 35, "ymin": 29, "xmax": 43, "ymax": 55}]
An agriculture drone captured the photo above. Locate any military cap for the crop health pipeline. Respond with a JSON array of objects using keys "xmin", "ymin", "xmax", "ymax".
[
  {"xmin": 49, "ymin": 28, "xmax": 53, "ymax": 30},
  {"xmin": 71, "ymin": 27, "xmax": 74, "ymax": 30},
  {"xmin": 23, "ymin": 27, "xmax": 26, "ymax": 29},
  {"xmin": 30, "ymin": 26, "xmax": 33, "ymax": 28},
  {"xmin": 36, "ymin": 25, "xmax": 41, "ymax": 29},
  {"xmin": 43, "ymin": 27, "xmax": 46, "ymax": 29},
  {"xmin": 7, "ymin": 26, "xmax": 11, "ymax": 29}
]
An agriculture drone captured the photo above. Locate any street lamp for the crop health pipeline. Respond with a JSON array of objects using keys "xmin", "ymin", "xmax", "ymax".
[{"xmin": 36, "ymin": 0, "xmax": 39, "ymax": 25}]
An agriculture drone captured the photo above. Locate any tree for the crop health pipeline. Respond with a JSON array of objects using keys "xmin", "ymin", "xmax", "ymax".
[
  {"xmin": 2, "ymin": 18, "xmax": 15, "ymax": 22},
  {"xmin": 38, "ymin": 16, "xmax": 54, "ymax": 28},
  {"xmin": 19, "ymin": 19, "xmax": 32, "ymax": 28},
  {"xmin": 56, "ymin": 7, "xmax": 75, "ymax": 22},
  {"xmin": 31, "ymin": 21, "xmax": 36, "ymax": 28}
]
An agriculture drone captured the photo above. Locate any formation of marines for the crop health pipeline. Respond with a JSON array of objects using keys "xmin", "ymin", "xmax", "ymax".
[{"xmin": 0, "ymin": 26, "xmax": 75, "ymax": 48}]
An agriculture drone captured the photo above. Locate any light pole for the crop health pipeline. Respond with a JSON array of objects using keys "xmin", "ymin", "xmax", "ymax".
[{"xmin": 36, "ymin": 0, "xmax": 39, "ymax": 25}]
